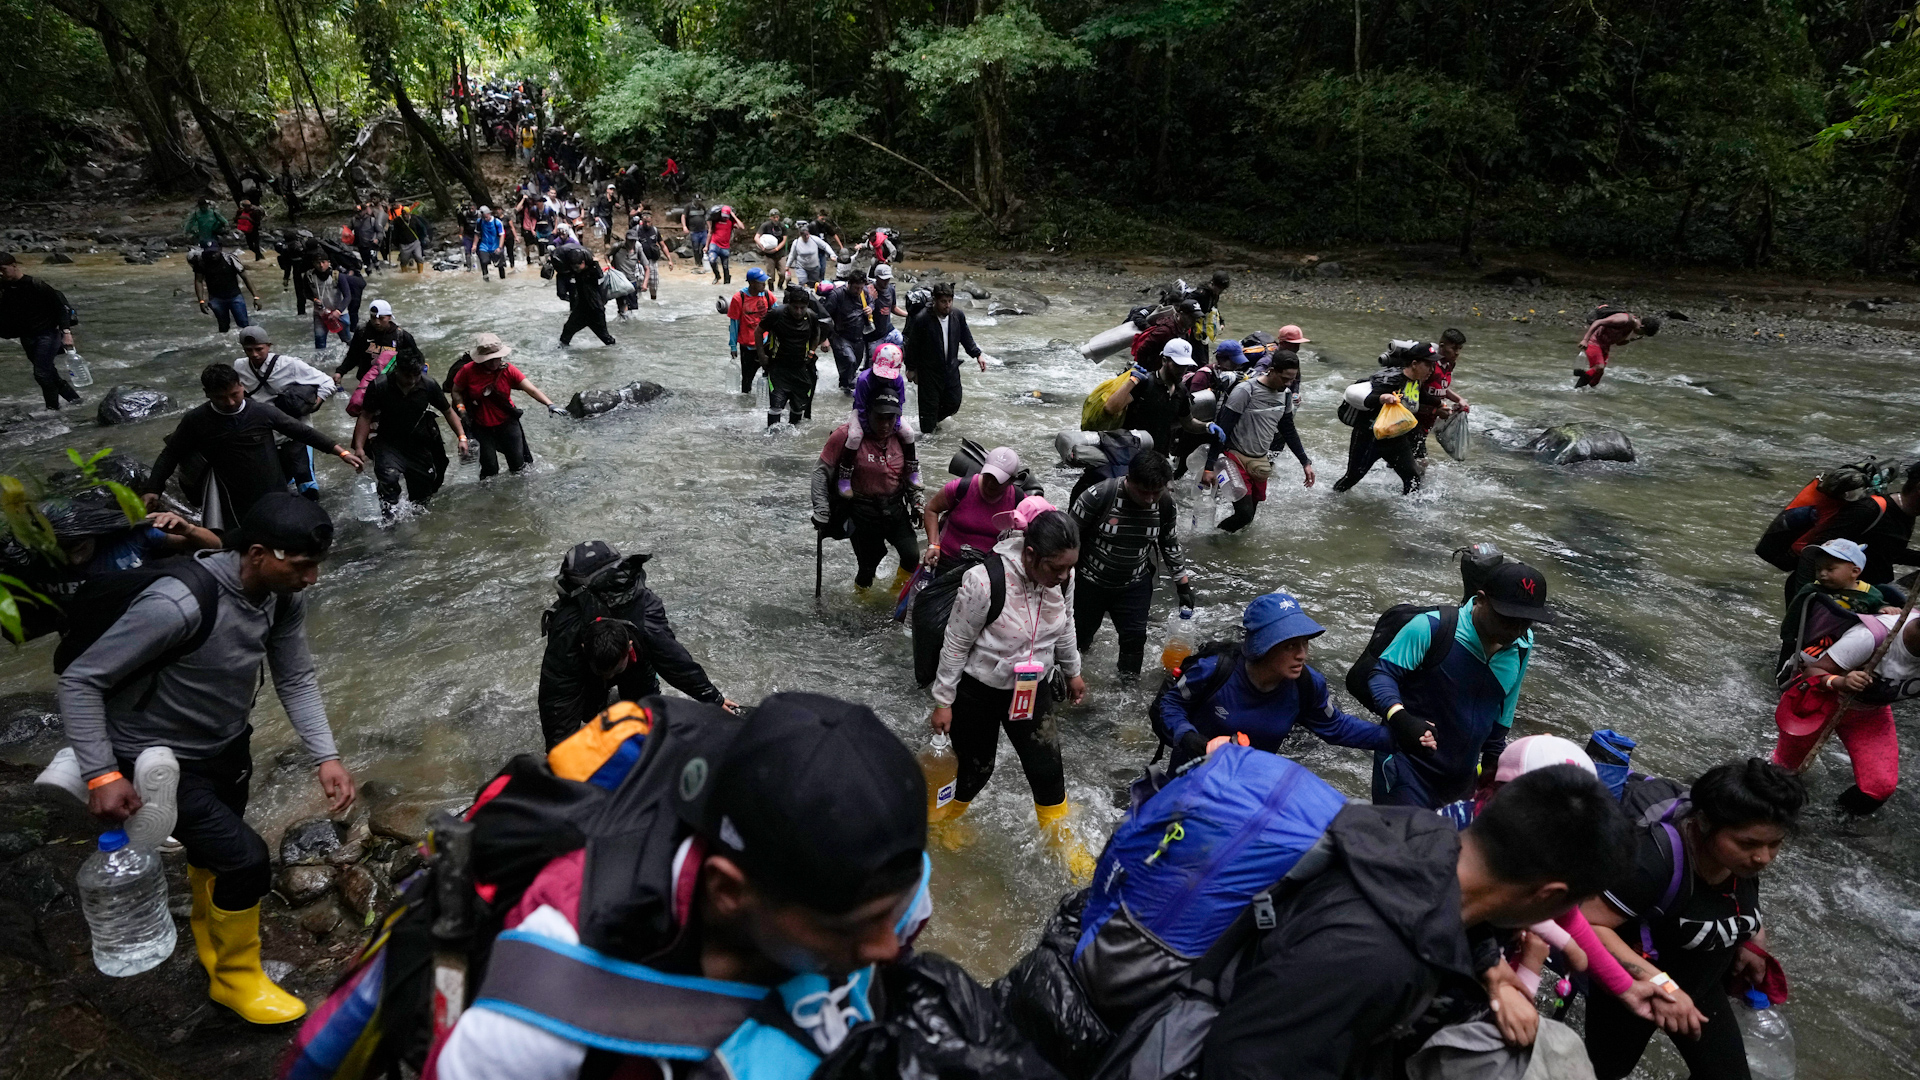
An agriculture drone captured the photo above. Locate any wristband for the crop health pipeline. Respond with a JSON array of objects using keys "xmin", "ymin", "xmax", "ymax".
[
  {"xmin": 87, "ymin": 771, "xmax": 125, "ymax": 790},
  {"xmin": 1825, "ymin": 674, "xmax": 1839, "ymax": 690},
  {"xmin": 1385, "ymin": 704, "xmax": 1405, "ymax": 719},
  {"xmin": 1649, "ymin": 972, "xmax": 1677, "ymax": 997}
]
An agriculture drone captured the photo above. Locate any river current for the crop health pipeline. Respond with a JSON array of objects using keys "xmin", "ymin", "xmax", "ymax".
[{"xmin": 0, "ymin": 253, "xmax": 1913, "ymax": 1078}]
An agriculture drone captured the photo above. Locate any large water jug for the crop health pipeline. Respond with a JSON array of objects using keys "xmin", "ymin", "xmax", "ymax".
[
  {"xmin": 64, "ymin": 348, "xmax": 93, "ymax": 388},
  {"xmin": 351, "ymin": 473, "xmax": 382, "ymax": 522},
  {"xmin": 77, "ymin": 829, "xmax": 176, "ymax": 976},
  {"xmin": 1738, "ymin": 989, "xmax": 1796, "ymax": 1080}
]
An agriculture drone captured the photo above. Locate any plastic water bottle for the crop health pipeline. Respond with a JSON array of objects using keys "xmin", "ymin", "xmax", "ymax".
[
  {"xmin": 1738, "ymin": 989, "xmax": 1796, "ymax": 1080},
  {"xmin": 78, "ymin": 830, "xmax": 176, "ymax": 976},
  {"xmin": 351, "ymin": 473, "xmax": 382, "ymax": 522},
  {"xmin": 919, "ymin": 734, "xmax": 958, "ymax": 815},
  {"xmin": 64, "ymin": 348, "xmax": 93, "ymax": 388},
  {"xmin": 1160, "ymin": 611, "xmax": 1197, "ymax": 675}
]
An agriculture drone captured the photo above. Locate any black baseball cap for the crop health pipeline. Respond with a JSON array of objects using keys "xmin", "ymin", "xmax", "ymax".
[
  {"xmin": 1479, "ymin": 561, "xmax": 1557, "ymax": 624},
  {"xmin": 231, "ymin": 493, "xmax": 333, "ymax": 556},
  {"xmin": 869, "ymin": 389, "xmax": 903, "ymax": 417},
  {"xmin": 703, "ymin": 692, "xmax": 926, "ymax": 914}
]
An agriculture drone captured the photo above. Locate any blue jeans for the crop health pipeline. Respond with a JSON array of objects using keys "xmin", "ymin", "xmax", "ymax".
[
  {"xmin": 710, "ymin": 246, "xmax": 731, "ymax": 281},
  {"xmin": 313, "ymin": 315, "xmax": 347, "ymax": 350},
  {"xmin": 207, "ymin": 294, "xmax": 250, "ymax": 333}
]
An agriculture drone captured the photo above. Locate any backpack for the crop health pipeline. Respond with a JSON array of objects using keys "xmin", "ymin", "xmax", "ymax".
[
  {"xmin": 1777, "ymin": 592, "xmax": 1888, "ymax": 688},
  {"xmin": 280, "ymin": 697, "xmax": 753, "ymax": 1080},
  {"xmin": 1615, "ymin": 776, "xmax": 1692, "ymax": 962},
  {"xmin": 909, "ymin": 550, "xmax": 1007, "ymax": 688},
  {"xmin": 1081, "ymin": 372, "xmax": 1133, "ymax": 432},
  {"xmin": 52, "ymin": 558, "xmax": 224, "ymax": 705},
  {"xmin": 1754, "ymin": 458, "xmax": 1899, "ymax": 571},
  {"xmin": 1587, "ymin": 304, "xmax": 1631, "ymax": 326},
  {"xmin": 1071, "ymin": 745, "xmax": 1347, "ymax": 1024},
  {"xmin": 1343, "ymin": 605, "xmax": 1460, "ymax": 714}
]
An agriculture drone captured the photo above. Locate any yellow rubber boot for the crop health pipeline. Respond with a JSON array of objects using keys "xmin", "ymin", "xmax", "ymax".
[
  {"xmin": 1035, "ymin": 801, "xmax": 1096, "ymax": 885},
  {"xmin": 890, "ymin": 565, "xmax": 915, "ymax": 593},
  {"xmin": 928, "ymin": 800, "xmax": 974, "ymax": 851},
  {"xmin": 206, "ymin": 901, "xmax": 308, "ymax": 1024},
  {"xmin": 187, "ymin": 865, "xmax": 216, "ymax": 975}
]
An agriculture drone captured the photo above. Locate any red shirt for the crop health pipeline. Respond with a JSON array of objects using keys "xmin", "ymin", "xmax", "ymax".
[
  {"xmin": 728, "ymin": 288, "xmax": 773, "ymax": 344},
  {"xmin": 454, "ymin": 361, "xmax": 526, "ymax": 428},
  {"xmin": 710, "ymin": 211, "xmax": 737, "ymax": 250},
  {"xmin": 820, "ymin": 424, "xmax": 904, "ymax": 497}
]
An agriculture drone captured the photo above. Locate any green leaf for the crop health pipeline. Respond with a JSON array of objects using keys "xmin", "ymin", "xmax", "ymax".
[{"xmin": 0, "ymin": 592, "xmax": 19, "ymax": 645}]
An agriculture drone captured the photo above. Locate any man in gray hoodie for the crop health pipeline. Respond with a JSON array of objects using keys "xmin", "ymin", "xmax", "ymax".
[{"xmin": 61, "ymin": 494, "xmax": 353, "ymax": 1026}]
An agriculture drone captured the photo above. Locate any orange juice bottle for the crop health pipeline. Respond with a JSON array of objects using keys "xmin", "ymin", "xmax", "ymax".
[{"xmin": 1160, "ymin": 612, "xmax": 1196, "ymax": 675}]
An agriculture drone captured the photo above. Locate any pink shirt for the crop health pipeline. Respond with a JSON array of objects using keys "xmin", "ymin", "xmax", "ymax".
[{"xmin": 935, "ymin": 474, "xmax": 1019, "ymax": 559}]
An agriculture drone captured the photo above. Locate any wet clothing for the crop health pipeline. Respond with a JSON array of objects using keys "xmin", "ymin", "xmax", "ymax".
[
  {"xmin": 536, "ymin": 574, "xmax": 724, "ymax": 749},
  {"xmin": 1121, "ymin": 371, "xmax": 1194, "ymax": 463},
  {"xmin": 1367, "ymin": 599, "xmax": 1532, "ymax": 808},
  {"xmin": 145, "ymin": 400, "xmax": 340, "ymax": 529},
  {"xmin": 934, "ymin": 474, "xmax": 1019, "ymax": 563},
  {"xmin": 1828, "ymin": 612, "xmax": 1920, "ymax": 701},
  {"xmin": 824, "ymin": 284, "xmax": 874, "ymax": 389},
  {"xmin": 1130, "ymin": 313, "xmax": 1198, "ymax": 367},
  {"xmin": 124, "ymin": 729, "xmax": 269, "ymax": 910},
  {"xmin": 1069, "ymin": 478, "xmax": 1185, "ymax": 674},
  {"xmin": 1202, "ymin": 804, "xmax": 1492, "ymax": 1080},
  {"xmin": 869, "ymin": 282, "xmax": 899, "ymax": 341},
  {"xmin": 453, "ymin": 362, "xmax": 527, "ymax": 428},
  {"xmin": 1778, "ymin": 580, "xmax": 1886, "ymax": 672},
  {"xmin": 192, "ymin": 248, "xmax": 247, "ymax": 300},
  {"xmin": 1160, "ymin": 659, "xmax": 1390, "ymax": 769},
  {"xmin": 471, "ymin": 417, "xmax": 530, "ymax": 478},
  {"xmin": 560, "ymin": 260, "xmax": 614, "ymax": 345},
  {"xmin": 728, "ymin": 287, "xmax": 775, "ymax": 393},
  {"xmin": 815, "ymin": 424, "xmax": 918, "ymax": 587},
  {"xmin": 951, "ymin": 672, "xmax": 1064, "ymax": 805},
  {"xmin": 0, "ymin": 274, "xmax": 81, "ymax": 408},
  {"xmin": 1773, "ymin": 699, "xmax": 1897, "ymax": 803},
  {"xmin": 337, "ymin": 324, "xmax": 425, "ymax": 383},
  {"xmin": 1334, "ymin": 368, "xmax": 1423, "ymax": 495},
  {"xmin": 1575, "ymin": 313, "xmax": 1640, "ymax": 387},
  {"xmin": 1588, "ymin": 806, "xmax": 1762, "ymax": 1080},
  {"xmin": 761, "ymin": 302, "xmax": 821, "ymax": 425},
  {"xmin": 933, "ymin": 535, "xmax": 1081, "ymax": 708},
  {"xmin": 903, "ymin": 306, "xmax": 981, "ymax": 431},
  {"xmin": 362, "ymin": 375, "xmax": 452, "ymax": 506},
  {"xmin": 234, "ymin": 352, "xmax": 334, "ymax": 414},
  {"xmin": 1208, "ymin": 377, "xmax": 1307, "ymax": 473}
]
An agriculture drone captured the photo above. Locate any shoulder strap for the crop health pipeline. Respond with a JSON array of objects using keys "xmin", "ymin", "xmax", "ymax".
[
  {"xmin": 1186, "ymin": 832, "xmax": 1338, "ymax": 989},
  {"xmin": 1420, "ymin": 606, "xmax": 1461, "ymax": 673},
  {"xmin": 984, "ymin": 554, "xmax": 1008, "ymax": 628},
  {"xmin": 123, "ymin": 560, "xmax": 223, "ymax": 709}
]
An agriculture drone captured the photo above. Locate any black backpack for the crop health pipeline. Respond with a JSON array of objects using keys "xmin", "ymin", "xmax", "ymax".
[
  {"xmin": 1343, "ymin": 605, "xmax": 1461, "ymax": 715},
  {"xmin": 52, "ymin": 558, "xmax": 223, "ymax": 703}
]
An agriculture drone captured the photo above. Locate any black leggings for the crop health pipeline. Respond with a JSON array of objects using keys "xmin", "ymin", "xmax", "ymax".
[
  {"xmin": 1073, "ymin": 575, "xmax": 1156, "ymax": 676},
  {"xmin": 847, "ymin": 499, "xmax": 919, "ymax": 588},
  {"xmin": 951, "ymin": 672, "xmax": 1065, "ymax": 806},
  {"xmin": 561, "ymin": 302, "xmax": 614, "ymax": 345},
  {"xmin": 739, "ymin": 344, "xmax": 762, "ymax": 394},
  {"xmin": 1218, "ymin": 494, "xmax": 1259, "ymax": 533},
  {"xmin": 1334, "ymin": 425, "xmax": 1420, "ymax": 494},
  {"xmin": 1584, "ymin": 981, "xmax": 1750, "ymax": 1080},
  {"xmin": 122, "ymin": 731, "xmax": 270, "ymax": 911}
]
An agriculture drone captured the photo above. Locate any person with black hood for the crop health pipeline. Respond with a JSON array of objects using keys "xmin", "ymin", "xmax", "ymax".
[
  {"xmin": 352, "ymin": 352, "xmax": 468, "ymax": 515},
  {"xmin": 1200, "ymin": 762, "xmax": 1632, "ymax": 1080},
  {"xmin": 0, "ymin": 252, "xmax": 84, "ymax": 410},
  {"xmin": 556, "ymin": 245, "xmax": 616, "ymax": 346},
  {"xmin": 1333, "ymin": 341, "xmax": 1436, "ymax": 495},
  {"xmin": 761, "ymin": 283, "xmax": 827, "ymax": 428},
  {"xmin": 903, "ymin": 281, "xmax": 984, "ymax": 434},
  {"xmin": 536, "ymin": 540, "xmax": 736, "ymax": 748}
]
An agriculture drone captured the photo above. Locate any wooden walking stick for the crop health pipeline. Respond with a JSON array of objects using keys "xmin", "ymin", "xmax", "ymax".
[{"xmin": 1794, "ymin": 584, "xmax": 1919, "ymax": 772}]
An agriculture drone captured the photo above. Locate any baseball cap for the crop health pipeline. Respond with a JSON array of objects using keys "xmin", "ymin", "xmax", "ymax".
[
  {"xmin": 1494, "ymin": 735, "xmax": 1596, "ymax": 784},
  {"xmin": 703, "ymin": 692, "xmax": 926, "ymax": 913},
  {"xmin": 870, "ymin": 343, "xmax": 904, "ymax": 380},
  {"xmin": 981, "ymin": 446, "xmax": 1022, "ymax": 483},
  {"xmin": 1214, "ymin": 340, "xmax": 1246, "ymax": 367},
  {"xmin": 1244, "ymin": 592, "xmax": 1325, "ymax": 656},
  {"xmin": 1162, "ymin": 339, "xmax": 1197, "ymax": 366},
  {"xmin": 745, "ymin": 267, "xmax": 768, "ymax": 282},
  {"xmin": 1276, "ymin": 325, "xmax": 1310, "ymax": 344},
  {"xmin": 1478, "ymin": 561, "xmax": 1558, "ymax": 624},
  {"xmin": 995, "ymin": 494, "xmax": 1058, "ymax": 533},
  {"xmin": 237, "ymin": 326, "xmax": 271, "ymax": 346},
  {"xmin": 1811, "ymin": 538, "xmax": 1867, "ymax": 571},
  {"xmin": 230, "ymin": 493, "xmax": 333, "ymax": 557},
  {"xmin": 368, "ymin": 299, "xmax": 393, "ymax": 318},
  {"xmin": 869, "ymin": 388, "xmax": 903, "ymax": 416},
  {"xmin": 874, "ymin": 264, "xmax": 893, "ymax": 280},
  {"xmin": 559, "ymin": 540, "xmax": 649, "ymax": 591}
]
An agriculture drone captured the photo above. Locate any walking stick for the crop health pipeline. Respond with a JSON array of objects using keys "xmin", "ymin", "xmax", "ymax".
[
  {"xmin": 815, "ymin": 533, "xmax": 824, "ymax": 600},
  {"xmin": 1794, "ymin": 584, "xmax": 1920, "ymax": 772}
]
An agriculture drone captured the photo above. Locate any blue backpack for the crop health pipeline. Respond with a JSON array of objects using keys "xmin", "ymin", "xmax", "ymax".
[{"xmin": 1071, "ymin": 746, "xmax": 1348, "ymax": 1021}]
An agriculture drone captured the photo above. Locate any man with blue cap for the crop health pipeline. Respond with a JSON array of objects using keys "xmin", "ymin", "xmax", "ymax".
[
  {"xmin": 727, "ymin": 265, "xmax": 774, "ymax": 395},
  {"xmin": 1152, "ymin": 591, "xmax": 1399, "ymax": 768}
]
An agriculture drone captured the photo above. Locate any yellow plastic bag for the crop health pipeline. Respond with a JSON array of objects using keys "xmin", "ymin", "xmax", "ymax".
[
  {"xmin": 1373, "ymin": 399, "xmax": 1418, "ymax": 440},
  {"xmin": 1081, "ymin": 371, "xmax": 1133, "ymax": 431}
]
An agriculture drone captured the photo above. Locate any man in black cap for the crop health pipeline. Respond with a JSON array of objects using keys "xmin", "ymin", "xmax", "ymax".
[
  {"xmin": 0, "ymin": 251, "xmax": 84, "ymax": 410},
  {"xmin": 1365, "ymin": 561, "xmax": 1557, "ymax": 809},
  {"xmin": 60, "ymin": 493, "xmax": 353, "ymax": 1026},
  {"xmin": 434, "ymin": 692, "xmax": 932, "ymax": 1080},
  {"xmin": 536, "ymin": 539, "xmax": 736, "ymax": 749},
  {"xmin": 812, "ymin": 388, "xmax": 922, "ymax": 593}
]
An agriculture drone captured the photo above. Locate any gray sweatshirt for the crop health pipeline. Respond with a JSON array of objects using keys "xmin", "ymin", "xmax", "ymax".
[{"xmin": 58, "ymin": 549, "xmax": 338, "ymax": 779}]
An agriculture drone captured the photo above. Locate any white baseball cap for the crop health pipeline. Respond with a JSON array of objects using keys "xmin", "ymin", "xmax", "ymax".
[
  {"xmin": 1494, "ymin": 735, "xmax": 1596, "ymax": 784},
  {"xmin": 1162, "ymin": 339, "xmax": 1197, "ymax": 366},
  {"xmin": 368, "ymin": 299, "xmax": 393, "ymax": 318}
]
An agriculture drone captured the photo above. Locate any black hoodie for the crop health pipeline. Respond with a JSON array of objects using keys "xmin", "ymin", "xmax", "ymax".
[{"xmin": 1202, "ymin": 804, "xmax": 1492, "ymax": 1080}]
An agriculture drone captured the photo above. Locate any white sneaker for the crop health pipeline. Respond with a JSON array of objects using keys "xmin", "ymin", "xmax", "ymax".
[
  {"xmin": 125, "ymin": 746, "xmax": 180, "ymax": 851},
  {"xmin": 33, "ymin": 748, "xmax": 87, "ymax": 804}
]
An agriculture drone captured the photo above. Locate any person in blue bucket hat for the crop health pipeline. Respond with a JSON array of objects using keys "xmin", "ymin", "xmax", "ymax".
[{"xmin": 1151, "ymin": 590, "xmax": 1406, "ymax": 768}]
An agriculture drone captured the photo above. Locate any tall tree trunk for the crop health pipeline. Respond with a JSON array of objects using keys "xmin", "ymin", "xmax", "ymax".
[
  {"xmin": 145, "ymin": 1, "xmax": 243, "ymax": 201},
  {"xmin": 406, "ymin": 123, "xmax": 456, "ymax": 220},
  {"xmin": 273, "ymin": 0, "xmax": 334, "ymax": 146},
  {"xmin": 389, "ymin": 73, "xmax": 493, "ymax": 207},
  {"xmin": 975, "ymin": 67, "xmax": 1011, "ymax": 227},
  {"xmin": 97, "ymin": 26, "xmax": 200, "ymax": 189}
]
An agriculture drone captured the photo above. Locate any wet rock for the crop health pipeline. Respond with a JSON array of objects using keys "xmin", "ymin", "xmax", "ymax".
[
  {"xmin": 368, "ymin": 800, "xmax": 431, "ymax": 843},
  {"xmin": 1530, "ymin": 424, "xmax": 1636, "ymax": 465},
  {"xmin": 388, "ymin": 845, "xmax": 424, "ymax": 885},
  {"xmin": 276, "ymin": 864, "xmax": 336, "ymax": 906},
  {"xmin": 143, "ymin": 237, "xmax": 169, "ymax": 253},
  {"xmin": 279, "ymin": 818, "xmax": 344, "ymax": 865},
  {"xmin": 1847, "ymin": 299, "xmax": 1876, "ymax": 312},
  {"xmin": 566, "ymin": 380, "xmax": 668, "ymax": 418},
  {"xmin": 1314, "ymin": 261, "xmax": 1344, "ymax": 278},
  {"xmin": 324, "ymin": 840, "xmax": 367, "ymax": 866},
  {"xmin": 297, "ymin": 896, "xmax": 346, "ymax": 938},
  {"xmin": 123, "ymin": 252, "xmax": 157, "ymax": 265},
  {"xmin": 954, "ymin": 279, "xmax": 991, "ymax": 299},
  {"xmin": 43, "ymin": 252, "xmax": 73, "ymax": 265},
  {"xmin": 336, "ymin": 863, "xmax": 389, "ymax": 918},
  {"xmin": 95, "ymin": 385, "xmax": 172, "ymax": 426}
]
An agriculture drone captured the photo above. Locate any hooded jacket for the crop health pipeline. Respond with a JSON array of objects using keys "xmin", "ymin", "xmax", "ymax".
[{"xmin": 1202, "ymin": 804, "xmax": 1489, "ymax": 1080}]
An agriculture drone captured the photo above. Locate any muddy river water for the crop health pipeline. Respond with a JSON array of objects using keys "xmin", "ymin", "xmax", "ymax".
[{"xmin": 0, "ymin": 253, "xmax": 1914, "ymax": 1078}]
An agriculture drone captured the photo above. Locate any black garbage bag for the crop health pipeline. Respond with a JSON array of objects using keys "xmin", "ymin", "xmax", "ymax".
[
  {"xmin": 814, "ymin": 950, "xmax": 1064, "ymax": 1080},
  {"xmin": 565, "ymin": 381, "xmax": 668, "ymax": 418},
  {"xmin": 46, "ymin": 451, "xmax": 151, "ymax": 494},
  {"xmin": 96, "ymin": 385, "xmax": 173, "ymax": 426},
  {"xmin": 912, "ymin": 550, "xmax": 986, "ymax": 688},
  {"xmin": 994, "ymin": 890, "xmax": 1114, "ymax": 1080},
  {"xmin": 40, "ymin": 488, "xmax": 138, "ymax": 540}
]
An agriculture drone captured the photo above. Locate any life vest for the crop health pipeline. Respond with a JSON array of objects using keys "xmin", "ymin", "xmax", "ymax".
[{"xmin": 1754, "ymin": 457, "xmax": 1898, "ymax": 571}]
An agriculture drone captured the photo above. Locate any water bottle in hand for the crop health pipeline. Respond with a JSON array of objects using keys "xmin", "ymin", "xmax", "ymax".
[
  {"xmin": 351, "ymin": 473, "xmax": 382, "ymax": 522},
  {"xmin": 1738, "ymin": 989, "xmax": 1796, "ymax": 1080},
  {"xmin": 78, "ymin": 830, "xmax": 176, "ymax": 977},
  {"xmin": 64, "ymin": 348, "xmax": 93, "ymax": 388}
]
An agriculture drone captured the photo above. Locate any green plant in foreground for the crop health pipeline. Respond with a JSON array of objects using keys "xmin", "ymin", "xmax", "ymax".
[{"xmin": 0, "ymin": 447, "xmax": 146, "ymax": 644}]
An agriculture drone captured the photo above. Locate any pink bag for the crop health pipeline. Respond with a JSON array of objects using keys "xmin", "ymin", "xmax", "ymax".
[{"xmin": 346, "ymin": 347, "xmax": 396, "ymax": 417}]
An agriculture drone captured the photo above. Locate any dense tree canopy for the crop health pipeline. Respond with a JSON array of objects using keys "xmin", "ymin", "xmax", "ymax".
[{"xmin": 10, "ymin": 0, "xmax": 1920, "ymax": 272}]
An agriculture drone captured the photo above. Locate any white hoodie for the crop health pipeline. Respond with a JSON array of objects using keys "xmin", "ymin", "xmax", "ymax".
[{"xmin": 932, "ymin": 535, "xmax": 1081, "ymax": 707}]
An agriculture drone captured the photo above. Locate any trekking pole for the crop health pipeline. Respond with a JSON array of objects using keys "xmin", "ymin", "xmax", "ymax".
[
  {"xmin": 814, "ymin": 533, "xmax": 825, "ymax": 600},
  {"xmin": 1794, "ymin": 584, "xmax": 1920, "ymax": 772},
  {"xmin": 428, "ymin": 811, "xmax": 477, "ymax": 1039}
]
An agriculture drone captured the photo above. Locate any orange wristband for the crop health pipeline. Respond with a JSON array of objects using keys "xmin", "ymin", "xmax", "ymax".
[{"xmin": 87, "ymin": 771, "xmax": 125, "ymax": 790}]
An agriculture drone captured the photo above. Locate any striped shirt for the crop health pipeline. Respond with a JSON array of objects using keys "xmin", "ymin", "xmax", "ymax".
[{"xmin": 1069, "ymin": 478, "xmax": 1187, "ymax": 589}]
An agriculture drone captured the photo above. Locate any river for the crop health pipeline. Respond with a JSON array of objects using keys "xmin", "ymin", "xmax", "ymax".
[{"xmin": 0, "ymin": 252, "xmax": 1914, "ymax": 1078}]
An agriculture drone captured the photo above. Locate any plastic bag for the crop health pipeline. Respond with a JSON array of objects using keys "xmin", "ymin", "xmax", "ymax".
[
  {"xmin": 1081, "ymin": 372, "xmax": 1133, "ymax": 431},
  {"xmin": 600, "ymin": 268, "xmax": 635, "ymax": 298},
  {"xmin": 1431, "ymin": 409, "xmax": 1469, "ymax": 461},
  {"xmin": 95, "ymin": 385, "xmax": 173, "ymax": 427},
  {"xmin": 1372, "ymin": 399, "xmax": 1418, "ymax": 440},
  {"xmin": 994, "ymin": 891, "xmax": 1114, "ymax": 1080},
  {"xmin": 814, "ymin": 950, "xmax": 1065, "ymax": 1080}
]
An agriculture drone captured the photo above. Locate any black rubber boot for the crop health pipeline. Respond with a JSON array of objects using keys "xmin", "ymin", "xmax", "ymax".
[{"xmin": 1837, "ymin": 785, "xmax": 1888, "ymax": 816}]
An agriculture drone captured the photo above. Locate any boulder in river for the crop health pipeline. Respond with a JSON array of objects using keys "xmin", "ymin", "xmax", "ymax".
[
  {"xmin": 280, "ymin": 818, "xmax": 344, "ymax": 865},
  {"xmin": 1531, "ymin": 424, "xmax": 1636, "ymax": 465},
  {"xmin": 95, "ymin": 385, "xmax": 172, "ymax": 426},
  {"xmin": 566, "ymin": 380, "xmax": 668, "ymax": 418}
]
